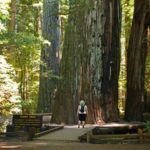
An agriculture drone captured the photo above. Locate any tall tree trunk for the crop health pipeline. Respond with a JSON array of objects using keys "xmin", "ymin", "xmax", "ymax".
[
  {"xmin": 101, "ymin": 0, "xmax": 121, "ymax": 122},
  {"xmin": 52, "ymin": 0, "xmax": 121, "ymax": 124},
  {"xmin": 7, "ymin": 0, "xmax": 17, "ymax": 64},
  {"xmin": 8, "ymin": 0, "xmax": 16, "ymax": 31},
  {"xmin": 37, "ymin": 0, "xmax": 61, "ymax": 113},
  {"xmin": 125, "ymin": 0, "xmax": 150, "ymax": 121}
]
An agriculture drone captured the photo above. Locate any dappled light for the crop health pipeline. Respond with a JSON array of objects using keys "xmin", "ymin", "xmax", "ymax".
[
  {"xmin": 0, "ymin": 143, "xmax": 22, "ymax": 149},
  {"xmin": 0, "ymin": 145, "xmax": 22, "ymax": 149},
  {"xmin": 0, "ymin": 0, "xmax": 150, "ymax": 148},
  {"xmin": 65, "ymin": 124, "xmax": 97, "ymax": 129}
]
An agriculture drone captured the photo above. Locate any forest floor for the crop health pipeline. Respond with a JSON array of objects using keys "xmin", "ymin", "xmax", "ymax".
[
  {"xmin": 0, "ymin": 124, "xmax": 150, "ymax": 150},
  {"xmin": 1, "ymin": 140, "xmax": 150, "ymax": 150}
]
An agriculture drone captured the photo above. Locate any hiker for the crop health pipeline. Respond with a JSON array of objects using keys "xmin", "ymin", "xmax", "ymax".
[{"xmin": 77, "ymin": 100, "xmax": 88, "ymax": 128}]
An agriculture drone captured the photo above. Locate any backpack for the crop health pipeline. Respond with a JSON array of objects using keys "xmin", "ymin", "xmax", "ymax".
[{"xmin": 80, "ymin": 106, "xmax": 84, "ymax": 113}]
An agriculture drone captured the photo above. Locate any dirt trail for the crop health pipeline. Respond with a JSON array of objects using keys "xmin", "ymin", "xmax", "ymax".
[{"xmin": 1, "ymin": 140, "xmax": 150, "ymax": 150}]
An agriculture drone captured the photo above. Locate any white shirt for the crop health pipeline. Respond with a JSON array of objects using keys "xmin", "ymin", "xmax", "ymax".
[{"xmin": 78, "ymin": 105, "xmax": 87, "ymax": 114}]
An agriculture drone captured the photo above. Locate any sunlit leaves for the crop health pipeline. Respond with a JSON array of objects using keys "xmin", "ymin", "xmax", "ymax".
[
  {"xmin": 121, "ymin": 0, "xmax": 134, "ymax": 39},
  {"xmin": 43, "ymin": 40, "xmax": 51, "ymax": 46},
  {"xmin": 0, "ymin": 55, "xmax": 21, "ymax": 115},
  {"xmin": 32, "ymin": 2, "xmax": 43, "ymax": 7},
  {"xmin": 0, "ymin": 31, "xmax": 42, "ymax": 114},
  {"xmin": 0, "ymin": 0, "xmax": 45, "ymax": 114},
  {"xmin": 0, "ymin": 0, "xmax": 10, "ymax": 32},
  {"xmin": 145, "ymin": 48, "xmax": 150, "ymax": 92},
  {"xmin": 118, "ymin": 0, "xmax": 134, "ymax": 114}
]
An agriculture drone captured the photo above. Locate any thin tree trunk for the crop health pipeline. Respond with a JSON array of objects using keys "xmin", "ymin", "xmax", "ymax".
[
  {"xmin": 35, "ymin": 7, "xmax": 41, "ymax": 36},
  {"xmin": 8, "ymin": 0, "xmax": 16, "ymax": 31}
]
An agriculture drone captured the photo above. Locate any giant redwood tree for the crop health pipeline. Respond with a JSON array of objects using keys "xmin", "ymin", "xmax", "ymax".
[
  {"xmin": 52, "ymin": 0, "xmax": 121, "ymax": 124},
  {"xmin": 125, "ymin": 0, "xmax": 150, "ymax": 121},
  {"xmin": 37, "ymin": 0, "xmax": 61, "ymax": 113}
]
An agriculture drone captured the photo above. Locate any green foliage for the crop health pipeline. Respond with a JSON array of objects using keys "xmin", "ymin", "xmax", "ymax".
[
  {"xmin": 1, "ymin": 31, "xmax": 42, "ymax": 114},
  {"xmin": 21, "ymin": 99, "xmax": 37, "ymax": 114},
  {"xmin": 0, "ymin": 55, "xmax": 21, "ymax": 115},
  {"xmin": 145, "ymin": 52, "xmax": 150, "ymax": 94},
  {"xmin": 121, "ymin": 0, "xmax": 134, "ymax": 42},
  {"xmin": 118, "ymin": 0, "xmax": 134, "ymax": 115},
  {"xmin": 146, "ymin": 121, "xmax": 150, "ymax": 133},
  {"xmin": 61, "ymin": 0, "xmax": 69, "ymax": 15},
  {"xmin": 0, "ymin": 0, "xmax": 10, "ymax": 32},
  {"xmin": 0, "ymin": 117, "xmax": 11, "ymax": 132},
  {"xmin": 16, "ymin": 0, "xmax": 42, "ymax": 35},
  {"xmin": 42, "ymin": 70, "xmax": 62, "ymax": 80},
  {"xmin": 0, "ymin": 0, "xmax": 44, "ymax": 114}
]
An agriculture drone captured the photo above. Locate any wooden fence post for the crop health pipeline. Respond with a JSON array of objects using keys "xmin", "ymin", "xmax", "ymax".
[{"xmin": 87, "ymin": 130, "xmax": 92, "ymax": 143}]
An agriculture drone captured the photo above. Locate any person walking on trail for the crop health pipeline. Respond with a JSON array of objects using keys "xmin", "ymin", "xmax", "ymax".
[{"xmin": 77, "ymin": 100, "xmax": 88, "ymax": 128}]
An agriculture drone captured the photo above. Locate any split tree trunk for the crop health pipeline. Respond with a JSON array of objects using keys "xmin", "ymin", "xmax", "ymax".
[
  {"xmin": 37, "ymin": 0, "xmax": 61, "ymax": 113},
  {"xmin": 125, "ymin": 0, "xmax": 150, "ymax": 121},
  {"xmin": 52, "ymin": 0, "xmax": 121, "ymax": 124}
]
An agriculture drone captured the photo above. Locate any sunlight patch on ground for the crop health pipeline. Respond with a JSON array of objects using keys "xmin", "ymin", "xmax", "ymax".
[
  {"xmin": 35, "ymin": 142, "xmax": 49, "ymax": 146},
  {"xmin": 103, "ymin": 123, "xmax": 127, "ymax": 127},
  {"xmin": 65, "ymin": 124, "xmax": 98, "ymax": 129},
  {"xmin": 0, "ymin": 145, "xmax": 22, "ymax": 149}
]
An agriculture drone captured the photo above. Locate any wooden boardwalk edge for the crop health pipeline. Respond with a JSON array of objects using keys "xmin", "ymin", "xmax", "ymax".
[{"xmin": 34, "ymin": 126, "xmax": 64, "ymax": 138}]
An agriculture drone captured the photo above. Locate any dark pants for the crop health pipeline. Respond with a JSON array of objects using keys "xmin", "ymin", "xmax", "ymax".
[{"xmin": 78, "ymin": 114, "xmax": 86, "ymax": 121}]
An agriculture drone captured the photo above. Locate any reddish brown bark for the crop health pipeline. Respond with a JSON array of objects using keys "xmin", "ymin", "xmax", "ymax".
[
  {"xmin": 100, "ymin": 0, "xmax": 121, "ymax": 122},
  {"xmin": 51, "ymin": 0, "xmax": 121, "ymax": 124},
  {"xmin": 125, "ymin": 0, "xmax": 150, "ymax": 121}
]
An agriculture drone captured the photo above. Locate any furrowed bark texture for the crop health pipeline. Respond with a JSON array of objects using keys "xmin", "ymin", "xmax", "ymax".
[
  {"xmin": 125, "ymin": 0, "xmax": 150, "ymax": 121},
  {"xmin": 38, "ymin": 0, "xmax": 61, "ymax": 113},
  {"xmin": 52, "ymin": 0, "xmax": 121, "ymax": 124},
  {"xmin": 101, "ymin": 0, "xmax": 121, "ymax": 122}
]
